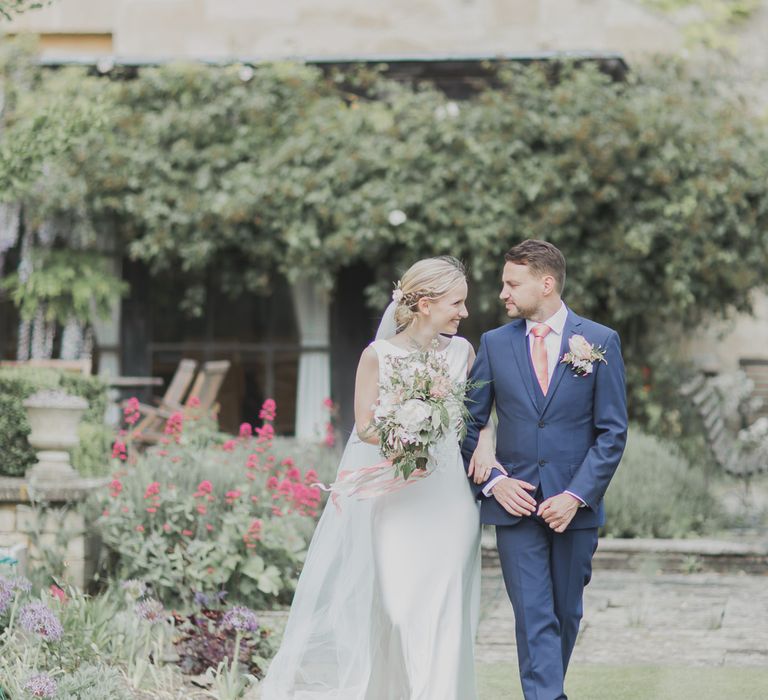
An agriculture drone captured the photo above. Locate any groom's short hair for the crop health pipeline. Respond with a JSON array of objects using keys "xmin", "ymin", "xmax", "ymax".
[{"xmin": 505, "ymin": 240, "xmax": 566, "ymax": 293}]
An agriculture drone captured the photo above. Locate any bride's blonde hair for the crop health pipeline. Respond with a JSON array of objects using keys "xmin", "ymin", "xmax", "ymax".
[{"xmin": 393, "ymin": 256, "xmax": 466, "ymax": 329}]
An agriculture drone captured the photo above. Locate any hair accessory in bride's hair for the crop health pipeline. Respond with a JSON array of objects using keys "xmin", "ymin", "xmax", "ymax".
[{"xmin": 392, "ymin": 281, "xmax": 404, "ymax": 304}]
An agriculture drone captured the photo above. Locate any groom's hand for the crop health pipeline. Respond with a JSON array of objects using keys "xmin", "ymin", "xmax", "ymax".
[
  {"xmin": 537, "ymin": 493, "xmax": 581, "ymax": 533},
  {"xmin": 490, "ymin": 478, "xmax": 537, "ymax": 517}
]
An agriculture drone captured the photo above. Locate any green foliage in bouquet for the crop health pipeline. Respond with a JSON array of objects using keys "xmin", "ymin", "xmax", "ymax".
[
  {"xmin": 0, "ymin": 367, "xmax": 109, "ymax": 476},
  {"xmin": 94, "ymin": 399, "xmax": 323, "ymax": 608}
]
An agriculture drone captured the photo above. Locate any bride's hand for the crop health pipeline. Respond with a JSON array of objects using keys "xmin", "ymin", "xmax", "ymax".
[{"xmin": 468, "ymin": 426, "xmax": 506, "ymax": 485}]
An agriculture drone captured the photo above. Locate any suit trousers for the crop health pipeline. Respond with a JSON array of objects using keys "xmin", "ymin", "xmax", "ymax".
[{"xmin": 496, "ymin": 515, "xmax": 599, "ymax": 700}]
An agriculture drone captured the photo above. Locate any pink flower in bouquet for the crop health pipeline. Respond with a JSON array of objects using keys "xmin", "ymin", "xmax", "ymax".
[
  {"xmin": 430, "ymin": 374, "xmax": 451, "ymax": 399},
  {"xmin": 259, "ymin": 398, "xmax": 277, "ymax": 421},
  {"xmin": 239, "ymin": 423, "xmax": 253, "ymax": 438}
]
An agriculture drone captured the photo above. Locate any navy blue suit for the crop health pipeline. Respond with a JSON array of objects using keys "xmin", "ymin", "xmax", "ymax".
[{"xmin": 462, "ymin": 308, "xmax": 627, "ymax": 700}]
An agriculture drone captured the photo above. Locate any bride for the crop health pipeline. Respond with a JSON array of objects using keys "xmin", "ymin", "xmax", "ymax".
[{"xmin": 261, "ymin": 257, "xmax": 495, "ymax": 699}]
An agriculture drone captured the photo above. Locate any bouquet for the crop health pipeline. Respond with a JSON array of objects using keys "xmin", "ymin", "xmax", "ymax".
[
  {"xmin": 371, "ymin": 346, "xmax": 468, "ymax": 480},
  {"xmin": 319, "ymin": 342, "xmax": 478, "ymax": 504}
]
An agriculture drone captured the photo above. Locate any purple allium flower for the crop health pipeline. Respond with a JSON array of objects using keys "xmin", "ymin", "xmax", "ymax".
[
  {"xmin": 221, "ymin": 605, "xmax": 259, "ymax": 633},
  {"xmin": 193, "ymin": 591, "xmax": 211, "ymax": 608},
  {"xmin": 23, "ymin": 673, "xmax": 57, "ymax": 698},
  {"xmin": 8, "ymin": 575, "xmax": 32, "ymax": 593},
  {"xmin": 135, "ymin": 598, "xmax": 165, "ymax": 624},
  {"xmin": 18, "ymin": 601, "xmax": 64, "ymax": 641},
  {"xmin": 0, "ymin": 584, "xmax": 12, "ymax": 615},
  {"xmin": 121, "ymin": 579, "xmax": 148, "ymax": 600}
]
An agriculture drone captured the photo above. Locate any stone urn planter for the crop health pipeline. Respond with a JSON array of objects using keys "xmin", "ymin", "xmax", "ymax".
[{"xmin": 22, "ymin": 390, "xmax": 89, "ymax": 481}]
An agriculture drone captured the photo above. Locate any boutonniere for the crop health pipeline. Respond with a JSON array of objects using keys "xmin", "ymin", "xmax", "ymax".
[{"xmin": 560, "ymin": 334, "xmax": 607, "ymax": 376}]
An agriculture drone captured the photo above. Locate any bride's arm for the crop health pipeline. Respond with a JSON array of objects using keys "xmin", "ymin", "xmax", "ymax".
[{"xmin": 354, "ymin": 346, "xmax": 381, "ymax": 445}]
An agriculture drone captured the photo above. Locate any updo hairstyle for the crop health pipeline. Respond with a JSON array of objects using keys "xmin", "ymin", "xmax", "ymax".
[{"xmin": 393, "ymin": 256, "xmax": 466, "ymax": 330}]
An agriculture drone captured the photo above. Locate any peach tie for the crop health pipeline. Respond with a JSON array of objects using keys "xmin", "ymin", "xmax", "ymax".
[{"xmin": 531, "ymin": 324, "xmax": 551, "ymax": 395}]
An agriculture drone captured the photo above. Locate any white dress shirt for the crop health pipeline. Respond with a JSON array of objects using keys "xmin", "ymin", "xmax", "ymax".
[{"xmin": 481, "ymin": 302, "xmax": 585, "ymax": 507}]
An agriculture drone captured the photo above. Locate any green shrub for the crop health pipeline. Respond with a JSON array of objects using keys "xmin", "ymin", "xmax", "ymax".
[
  {"xmin": 93, "ymin": 401, "xmax": 324, "ymax": 609},
  {"xmin": 603, "ymin": 427, "xmax": 720, "ymax": 538},
  {"xmin": 0, "ymin": 367, "xmax": 109, "ymax": 477}
]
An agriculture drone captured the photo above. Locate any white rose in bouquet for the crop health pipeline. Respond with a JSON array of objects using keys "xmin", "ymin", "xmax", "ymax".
[
  {"xmin": 568, "ymin": 334, "xmax": 593, "ymax": 360},
  {"xmin": 398, "ymin": 398, "xmax": 432, "ymax": 435}
]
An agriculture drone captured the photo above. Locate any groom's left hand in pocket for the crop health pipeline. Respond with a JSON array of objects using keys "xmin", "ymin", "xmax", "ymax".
[{"xmin": 537, "ymin": 493, "xmax": 581, "ymax": 533}]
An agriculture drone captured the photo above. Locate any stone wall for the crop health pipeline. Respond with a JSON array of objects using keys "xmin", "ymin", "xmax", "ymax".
[{"xmin": 0, "ymin": 478, "xmax": 104, "ymax": 588}]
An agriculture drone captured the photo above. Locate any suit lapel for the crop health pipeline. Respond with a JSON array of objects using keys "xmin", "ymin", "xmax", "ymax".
[
  {"xmin": 509, "ymin": 321, "xmax": 539, "ymax": 411},
  {"xmin": 540, "ymin": 310, "xmax": 582, "ymax": 416}
]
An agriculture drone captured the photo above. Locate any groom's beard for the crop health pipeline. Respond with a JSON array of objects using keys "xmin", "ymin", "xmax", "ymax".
[{"xmin": 505, "ymin": 300, "xmax": 539, "ymax": 320}]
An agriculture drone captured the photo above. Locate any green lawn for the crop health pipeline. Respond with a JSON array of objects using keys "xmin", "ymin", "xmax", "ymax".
[{"xmin": 477, "ymin": 664, "xmax": 768, "ymax": 700}]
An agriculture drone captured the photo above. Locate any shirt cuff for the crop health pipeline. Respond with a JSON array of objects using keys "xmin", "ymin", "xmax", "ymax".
[
  {"xmin": 564, "ymin": 490, "xmax": 587, "ymax": 508},
  {"xmin": 483, "ymin": 474, "xmax": 507, "ymax": 497}
]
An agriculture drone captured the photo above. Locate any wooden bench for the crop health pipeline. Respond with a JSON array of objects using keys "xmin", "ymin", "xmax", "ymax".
[{"xmin": 682, "ymin": 374, "xmax": 767, "ymax": 477}]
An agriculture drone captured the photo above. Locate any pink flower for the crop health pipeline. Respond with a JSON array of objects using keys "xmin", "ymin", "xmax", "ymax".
[
  {"xmin": 124, "ymin": 397, "xmax": 141, "ymax": 426},
  {"xmin": 285, "ymin": 467, "xmax": 301, "ymax": 482},
  {"xmin": 304, "ymin": 469, "xmax": 319, "ymax": 484},
  {"xmin": 266, "ymin": 476, "xmax": 279, "ymax": 490},
  {"xmin": 245, "ymin": 472, "xmax": 257, "ymax": 481},
  {"xmin": 324, "ymin": 424, "xmax": 336, "ymax": 448},
  {"xmin": 49, "ymin": 585, "xmax": 67, "ymax": 604},
  {"xmin": 323, "ymin": 397, "xmax": 334, "ymax": 409},
  {"xmin": 272, "ymin": 507, "xmax": 283, "ymax": 517},
  {"xmin": 102, "ymin": 509, "xmax": 110, "ymax": 517},
  {"xmin": 194, "ymin": 480, "xmax": 213, "ymax": 498},
  {"xmin": 182, "ymin": 529, "xmax": 193, "ymax": 536},
  {"xmin": 196, "ymin": 505, "xmax": 207, "ymax": 515},
  {"xmin": 144, "ymin": 481, "xmax": 160, "ymax": 499},
  {"xmin": 222, "ymin": 439, "xmax": 237, "ymax": 452},
  {"xmin": 145, "ymin": 507, "xmax": 157, "ymax": 514},
  {"xmin": 162, "ymin": 523, "xmax": 171, "ymax": 533},
  {"xmin": 188, "ymin": 396, "xmax": 201, "ymax": 408},
  {"xmin": 239, "ymin": 423, "xmax": 253, "ymax": 438},
  {"xmin": 112, "ymin": 440, "xmax": 127, "ymax": 461},
  {"xmin": 225, "ymin": 489, "xmax": 242, "ymax": 505},
  {"xmin": 121, "ymin": 506, "xmax": 129, "ymax": 513},
  {"xmin": 109, "ymin": 479, "xmax": 123, "ymax": 498},
  {"xmin": 135, "ymin": 525, "xmax": 145, "ymax": 533},
  {"xmin": 259, "ymin": 398, "xmax": 277, "ymax": 422},
  {"xmin": 281, "ymin": 457, "xmax": 294, "ymax": 467},
  {"xmin": 256, "ymin": 423, "xmax": 275, "ymax": 442},
  {"xmin": 206, "ymin": 523, "xmax": 214, "ymax": 532},
  {"xmin": 164, "ymin": 411, "xmax": 184, "ymax": 440}
]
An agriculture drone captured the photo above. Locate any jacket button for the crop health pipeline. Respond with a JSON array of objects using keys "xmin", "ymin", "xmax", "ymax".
[
  {"xmin": 538, "ymin": 459, "xmax": 546, "ymax": 466},
  {"xmin": 538, "ymin": 420, "xmax": 545, "ymax": 428}
]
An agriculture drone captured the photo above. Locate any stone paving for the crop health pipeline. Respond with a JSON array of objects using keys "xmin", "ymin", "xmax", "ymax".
[{"xmin": 477, "ymin": 561, "xmax": 768, "ymax": 668}]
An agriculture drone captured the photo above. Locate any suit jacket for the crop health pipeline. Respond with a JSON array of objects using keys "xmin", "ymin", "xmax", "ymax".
[{"xmin": 461, "ymin": 308, "xmax": 628, "ymax": 529}]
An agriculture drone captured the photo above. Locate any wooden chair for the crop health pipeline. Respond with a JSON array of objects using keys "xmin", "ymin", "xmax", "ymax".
[
  {"xmin": 133, "ymin": 360, "xmax": 230, "ymax": 444},
  {"xmin": 123, "ymin": 359, "xmax": 198, "ymax": 436},
  {"xmin": 0, "ymin": 358, "xmax": 92, "ymax": 375},
  {"xmin": 682, "ymin": 374, "xmax": 767, "ymax": 477}
]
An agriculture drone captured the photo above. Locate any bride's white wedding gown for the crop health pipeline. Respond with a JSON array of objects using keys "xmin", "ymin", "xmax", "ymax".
[{"xmin": 261, "ymin": 335, "xmax": 481, "ymax": 700}]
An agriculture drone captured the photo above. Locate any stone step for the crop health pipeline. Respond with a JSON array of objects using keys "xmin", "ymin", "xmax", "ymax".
[{"xmin": 481, "ymin": 532, "xmax": 768, "ymax": 575}]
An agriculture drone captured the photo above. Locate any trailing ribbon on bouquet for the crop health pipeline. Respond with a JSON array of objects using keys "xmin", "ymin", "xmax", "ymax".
[{"xmin": 314, "ymin": 459, "xmax": 430, "ymax": 511}]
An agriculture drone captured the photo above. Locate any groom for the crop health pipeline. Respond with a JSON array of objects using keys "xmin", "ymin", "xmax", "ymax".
[{"xmin": 462, "ymin": 240, "xmax": 627, "ymax": 700}]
